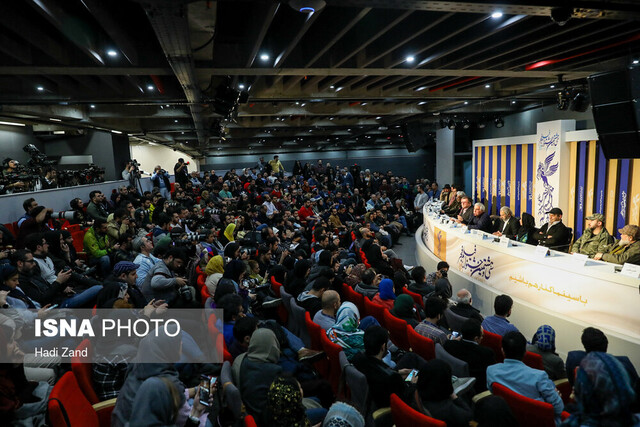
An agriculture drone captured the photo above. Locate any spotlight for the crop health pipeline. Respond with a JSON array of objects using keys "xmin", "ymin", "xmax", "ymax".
[
  {"xmin": 90, "ymin": 104, "xmax": 96, "ymax": 109},
  {"xmin": 494, "ymin": 117, "xmax": 504, "ymax": 128},
  {"xmin": 491, "ymin": 11, "xmax": 503, "ymax": 18},
  {"xmin": 633, "ymin": 59, "xmax": 639, "ymax": 65},
  {"xmin": 485, "ymin": 84, "xmax": 491, "ymax": 88},
  {"xmin": 36, "ymin": 86, "xmax": 44, "ymax": 91},
  {"xmin": 478, "ymin": 122, "xmax": 486, "ymax": 129},
  {"xmin": 405, "ymin": 55, "xmax": 415, "ymax": 63},
  {"xmin": 570, "ymin": 91, "xmax": 590, "ymax": 112},
  {"xmin": 260, "ymin": 53, "xmax": 270, "ymax": 61},
  {"xmin": 447, "ymin": 119, "xmax": 456, "ymax": 130},
  {"xmin": 289, "ymin": 0, "xmax": 326, "ymax": 13},
  {"xmin": 462, "ymin": 120, "xmax": 471, "ymax": 129},
  {"xmin": 511, "ymin": 100, "xmax": 516, "ymax": 104},
  {"xmin": 238, "ymin": 84, "xmax": 246, "ymax": 89},
  {"xmin": 557, "ymin": 88, "xmax": 572, "ymax": 110},
  {"xmin": 550, "ymin": 7, "xmax": 572, "ymax": 26},
  {"xmin": 106, "ymin": 49, "xmax": 118, "ymax": 57},
  {"xmin": 147, "ymin": 85, "xmax": 155, "ymax": 91},
  {"xmin": 550, "ymin": 84, "xmax": 555, "ymax": 88}
]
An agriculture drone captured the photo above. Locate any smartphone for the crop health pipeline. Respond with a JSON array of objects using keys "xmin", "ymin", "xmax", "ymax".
[
  {"xmin": 405, "ymin": 369, "xmax": 418, "ymax": 382},
  {"xmin": 199, "ymin": 375, "xmax": 217, "ymax": 406},
  {"xmin": 450, "ymin": 331, "xmax": 460, "ymax": 339},
  {"xmin": 46, "ymin": 304, "xmax": 59, "ymax": 311}
]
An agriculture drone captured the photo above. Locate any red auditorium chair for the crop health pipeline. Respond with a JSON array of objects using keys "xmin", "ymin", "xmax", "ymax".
[
  {"xmin": 523, "ymin": 351, "xmax": 544, "ymax": 370},
  {"xmin": 71, "ymin": 339, "xmax": 99, "ymax": 404},
  {"xmin": 406, "ymin": 324, "xmax": 435, "ymax": 360},
  {"xmin": 320, "ymin": 331, "xmax": 345, "ymax": 394},
  {"xmin": 390, "ymin": 393, "xmax": 446, "ymax": 427},
  {"xmin": 403, "ymin": 287, "xmax": 424, "ymax": 308},
  {"xmin": 383, "ymin": 310, "xmax": 410, "ymax": 351},
  {"xmin": 491, "ymin": 382, "xmax": 570, "ymax": 427},
  {"xmin": 363, "ymin": 297, "xmax": 386, "ymax": 327},
  {"xmin": 244, "ymin": 415, "xmax": 258, "ymax": 427},
  {"xmin": 71, "ymin": 229, "xmax": 86, "ymax": 253},
  {"xmin": 480, "ymin": 330, "xmax": 504, "ymax": 362},
  {"xmin": 342, "ymin": 283, "xmax": 364, "ymax": 314},
  {"xmin": 269, "ymin": 276, "xmax": 288, "ymax": 324},
  {"xmin": 48, "ymin": 372, "xmax": 115, "ymax": 427},
  {"xmin": 207, "ymin": 314, "xmax": 232, "ymax": 363},
  {"xmin": 304, "ymin": 311, "xmax": 329, "ymax": 377}
]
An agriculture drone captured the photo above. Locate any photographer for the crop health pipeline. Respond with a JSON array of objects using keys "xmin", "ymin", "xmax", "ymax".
[
  {"xmin": 0, "ymin": 158, "xmax": 26, "ymax": 194},
  {"xmin": 16, "ymin": 206, "xmax": 52, "ymax": 249},
  {"xmin": 135, "ymin": 197, "xmax": 154, "ymax": 231},
  {"xmin": 426, "ymin": 261, "xmax": 449, "ymax": 289},
  {"xmin": 17, "ymin": 198, "xmax": 38, "ymax": 227},
  {"xmin": 173, "ymin": 158, "xmax": 189, "ymax": 188},
  {"xmin": 151, "ymin": 165, "xmax": 171, "ymax": 200},
  {"xmin": 141, "ymin": 247, "xmax": 195, "ymax": 308},
  {"xmin": 107, "ymin": 208, "xmax": 136, "ymax": 246}
]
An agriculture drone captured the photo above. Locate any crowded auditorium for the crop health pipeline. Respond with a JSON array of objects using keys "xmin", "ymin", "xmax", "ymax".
[{"xmin": 0, "ymin": 1, "xmax": 639, "ymax": 426}]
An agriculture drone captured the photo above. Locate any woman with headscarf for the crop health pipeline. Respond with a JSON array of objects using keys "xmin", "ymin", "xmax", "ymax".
[
  {"xmin": 527, "ymin": 325, "xmax": 566, "ymax": 380},
  {"xmin": 219, "ymin": 221, "xmax": 236, "ymax": 247},
  {"xmin": 204, "ymin": 255, "xmax": 224, "ymax": 296},
  {"xmin": 232, "ymin": 328, "xmax": 284, "ymax": 426},
  {"xmin": 265, "ymin": 376, "xmax": 310, "ymax": 427},
  {"xmin": 372, "ymin": 278, "xmax": 396, "ymax": 310},
  {"xmin": 516, "ymin": 212, "xmax": 537, "ymax": 245},
  {"xmin": 415, "ymin": 359, "xmax": 473, "ymax": 427},
  {"xmin": 390, "ymin": 294, "xmax": 419, "ymax": 327},
  {"xmin": 285, "ymin": 259, "xmax": 311, "ymax": 298},
  {"xmin": 322, "ymin": 401, "xmax": 365, "ymax": 427},
  {"xmin": 326, "ymin": 302, "xmax": 365, "ymax": 361},
  {"xmin": 562, "ymin": 351, "xmax": 639, "ymax": 426},
  {"xmin": 345, "ymin": 263, "xmax": 366, "ymax": 288}
]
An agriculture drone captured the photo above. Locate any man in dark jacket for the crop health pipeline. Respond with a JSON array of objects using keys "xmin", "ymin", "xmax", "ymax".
[
  {"xmin": 493, "ymin": 206, "xmax": 520, "ymax": 238},
  {"xmin": 455, "ymin": 196, "xmax": 474, "ymax": 225},
  {"xmin": 467, "ymin": 203, "xmax": 492, "ymax": 233},
  {"xmin": 296, "ymin": 276, "xmax": 329, "ymax": 318},
  {"xmin": 450, "ymin": 289, "xmax": 483, "ymax": 322},
  {"xmin": 532, "ymin": 208, "xmax": 571, "ymax": 250},
  {"xmin": 443, "ymin": 319, "xmax": 495, "ymax": 393},
  {"xmin": 352, "ymin": 326, "xmax": 416, "ymax": 408}
]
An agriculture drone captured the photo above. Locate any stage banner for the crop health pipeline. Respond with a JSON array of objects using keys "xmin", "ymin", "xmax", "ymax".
[
  {"xmin": 534, "ymin": 120, "xmax": 575, "ymax": 226},
  {"xmin": 421, "ymin": 212, "xmax": 640, "ymax": 342}
]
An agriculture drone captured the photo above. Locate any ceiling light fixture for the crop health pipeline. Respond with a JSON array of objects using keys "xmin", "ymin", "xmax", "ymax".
[
  {"xmin": 511, "ymin": 100, "xmax": 516, "ymax": 104},
  {"xmin": 49, "ymin": 118, "xmax": 62, "ymax": 122},
  {"xmin": 0, "ymin": 121, "xmax": 25, "ymax": 127},
  {"xmin": 633, "ymin": 59, "xmax": 639, "ymax": 65},
  {"xmin": 491, "ymin": 11, "xmax": 503, "ymax": 18},
  {"xmin": 289, "ymin": 0, "xmax": 326, "ymax": 13},
  {"xmin": 462, "ymin": 120, "xmax": 471, "ymax": 129},
  {"xmin": 550, "ymin": 84, "xmax": 555, "ymax": 88},
  {"xmin": 405, "ymin": 55, "xmax": 415, "ymax": 63},
  {"xmin": 90, "ymin": 104, "xmax": 96, "ymax": 109},
  {"xmin": 260, "ymin": 53, "xmax": 270, "ymax": 61},
  {"xmin": 464, "ymin": 101, "xmax": 468, "ymax": 105},
  {"xmin": 418, "ymin": 101, "xmax": 427, "ymax": 105},
  {"xmin": 106, "ymin": 49, "xmax": 118, "ymax": 57},
  {"xmin": 36, "ymin": 86, "xmax": 44, "ymax": 91},
  {"xmin": 238, "ymin": 84, "xmax": 246, "ymax": 89},
  {"xmin": 485, "ymin": 84, "xmax": 491, "ymax": 88},
  {"xmin": 494, "ymin": 117, "xmax": 505, "ymax": 128},
  {"xmin": 147, "ymin": 85, "xmax": 154, "ymax": 91}
]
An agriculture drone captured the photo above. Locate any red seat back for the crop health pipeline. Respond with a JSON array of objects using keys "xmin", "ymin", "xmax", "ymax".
[
  {"xmin": 72, "ymin": 230, "xmax": 86, "ymax": 253},
  {"xmin": 320, "ymin": 331, "xmax": 344, "ymax": 394},
  {"xmin": 48, "ymin": 372, "xmax": 99, "ymax": 427},
  {"xmin": 403, "ymin": 288, "xmax": 424, "ymax": 308},
  {"xmin": 383, "ymin": 310, "xmax": 410, "ymax": 351},
  {"xmin": 343, "ymin": 283, "xmax": 365, "ymax": 314},
  {"xmin": 363, "ymin": 297, "xmax": 386, "ymax": 327},
  {"xmin": 304, "ymin": 311, "xmax": 329, "ymax": 377},
  {"xmin": 491, "ymin": 382, "xmax": 569, "ymax": 427},
  {"xmin": 71, "ymin": 339, "xmax": 99, "ymax": 404},
  {"xmin": 523, "ymin": 351, "xmax": 544, "ymax": 370},
  {"xmin": 269, "ymin": 277, "xmax": 288, "ymax": 323},
  {"xmin": 480, "ymin": 330, "xmax": 504, "ymax": 362},
  {"xmin": 390, "ymin": 393, "xmax": 446, "ymax": 427},
  {"xmin": 244, "ymin": 415, "xmax": 258, "ymax": 427},
  {"xmin": 406, "ymin": 324, "xmax": 435, "ymax": 360}
]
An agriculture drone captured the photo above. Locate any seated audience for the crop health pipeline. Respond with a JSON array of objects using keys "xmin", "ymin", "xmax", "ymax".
[
  {"xmin": 443, "ymin": 318, "xmax": 495, "ymax": 392},
  {"xmin": 415, "ymin": 296, "xmax": 450, "ymax": 345},
  {"xmin": 486, "ymin": 331, "xmax": 564, "ymax": 417},
  {"xmin": 229, "ymin": 316, "xmax": 259, "ymax": 359},
  {"xmin": 313, "ymin": 290, "xmax": 340, "ymax": 330},
  {"xmin": 408, "ymin": 266, "xmax": 434, "ymax": 296},
  {"xmin": 526, "ymin": 325, "xmax": 566, "ymax": 380},
  {"xmin": 472, "ymin": 395, "xmax": 517, "ymax": 427},
  {"xmin": 354, "ymin": 269, "xmax": 381, "ymax": 299},
  {"xmin": 450, "ymin": 288, "xmax": 483, "ymax": 322},
  {"xmin": 296, "ymin": 276, "xmax": 329, "ymax": 318},
  {"xmin": 390, "ymin": 294, "xmax": 419, "ymax": 327},
  {"xmin": 372, "ymin": 278, "xmax": 396, "ymax": 310},
  {"xmin": 414, "ymin": 359, "xmax": 473, "ymax": 427},
  {"xmin": 481, "ymin": 294, "xmax": 519, "ymax": 336},
  {"xmin": 326, "ymin": 302, "xmax": 366, "ymax": 360}
]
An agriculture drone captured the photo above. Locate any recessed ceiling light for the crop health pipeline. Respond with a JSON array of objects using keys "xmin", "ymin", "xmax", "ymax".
[
  {"xmin": 107, "ymin": 49, "xmax": 118, "ymax": 57},
  {"xmin": 295, "ymin": 101, "xmax": 300, "ymax": 105},
  {"xmin": 166, "ymin": 104, "xmax": 170, "ymax": 107},
  {"xmin": 174, "ymin": 120, "xmax": 178, "ymax": 123},
  {"xmin": 112, "ymin": 130, "xmax": 123, "ymax": 134},
  {"xmin": 336, "ymin": 87, "xmax": 344, "ymax": 92},
  {"xmin": 0, "ymin": 121, "xmax": 25, "ymax": 127},
  {"xmin": 550, "ymin": 84, "xmax": 555, "ymax": 88},
  {"xmin": 633, "ymin": 59, "xmax": 639, "ymax": 64},
  {"xmin": 491, "ymin": 11, "xmax": 503, "ymax": 18},
  {"xmin": 405, "ymin": 55, "xmax": 415, "ymax": 63},
  {"xmin": 36, "ymin": 86, "xmax": 44, "ymax": 91},
  {"xmin": 90, "ymin": 104, "xmax": 96, "ymax": 109},
  {"xmin": 260, "ymin": 53, "xmax": 270, "ymax": 61},
  {"xmin": 376, "ymin": 116, "xmax": 382, "ymax": 120},
  {"xmin": 418, "ymin": 101, "xmax": 427, "ymax": 105},
  {"xmin": 300, "ymin": 103, "xmax": 306, "ymax": 106},
  {"xmin": 147, "ymin": 85, "xmax": 154, "ymax": 90},
  {"xmin": 485, "ymin": 84, "xmax": 491, "ymax": 88},
  {"xmin": 464, "ymin": 101, "xmax": 468, "ymax": 105},
  {"xmin": 238, "ymin": 84, "xmax": 246, "ymax": 89},
  {"xmin": 329, "ymin": 117, "xmax": 334, "ymax": 120},
  {"xmin": 511, "ymin": 100, "xmax": 516, "ymax": 104},
  {"xmin": 329, "ymin": 85, "xmax": 335, "ymax": 89},
  {"xmin": 50, "ymin": 118, "xmax": 62, "ymax": 122}
]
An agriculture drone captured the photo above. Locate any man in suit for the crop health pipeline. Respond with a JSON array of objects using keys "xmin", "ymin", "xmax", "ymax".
[
  {"xmin": 450, "ymin": 289, "xmax": 483, "ymax": 322},
  {"xmin": 455, "ymin": 196, "xmax": 473, "ymax": 225},
  {"xmin": 531, "ymin": 207, "xmax": 571, "ymax": 249},
  {"xmin": 444, "ymin": 318, "xmax": 495, "ymax": 392},
  {"xmin": 493, "ymin": 206, "xmax": 519, "ymax": 239},
  {"xmin": 467, "ymin": 203, "xmax": 492, "ymax": 233}
]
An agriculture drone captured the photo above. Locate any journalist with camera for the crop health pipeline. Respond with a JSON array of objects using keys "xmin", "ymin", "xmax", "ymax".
[{"xmin": 151, "ymin": 165, "xmax": 171, "ymax": 200}]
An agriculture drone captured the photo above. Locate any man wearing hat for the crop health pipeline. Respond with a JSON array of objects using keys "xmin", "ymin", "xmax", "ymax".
[
  {"xmin": 594, "ymin": 224, "xmax": 640, "ymax": 265},
  {"xmin": 532, "ymin": 208, "xmax": 571, "ymax": 250},
  {"xmin": 571, "ymin": 213, "xmax": 614, "ymax": 257},
  {"xmin": 111, "ymin": 261, "xmax": 147, "ymax": 308}
]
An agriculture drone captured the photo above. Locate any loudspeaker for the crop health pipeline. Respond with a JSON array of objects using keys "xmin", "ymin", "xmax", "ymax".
[
  {"xmin": 588, "ymin": 66, "xmax": 640, "ymax": 159},
  {"xmin": 402, "ymin": 121, "xmax": 428, "ymax": 152}
]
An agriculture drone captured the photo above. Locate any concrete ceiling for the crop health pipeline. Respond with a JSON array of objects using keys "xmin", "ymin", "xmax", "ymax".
[{"xmin": 0, "ymin": 0, "xmax": 638, "ymax": 157}]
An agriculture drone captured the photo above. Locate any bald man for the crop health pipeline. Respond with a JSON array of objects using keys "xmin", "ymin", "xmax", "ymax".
[
  {"xmin": 313, "ymin": 290, "xmax": 341, "ymax": 330},
  {"xmin": 450, "ymin": 288, "xmax": 484, "ymax": 322}
]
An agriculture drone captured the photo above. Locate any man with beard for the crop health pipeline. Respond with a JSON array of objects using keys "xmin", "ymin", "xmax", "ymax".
[
  {"xmin": 84, "ymin": 218, "xmax": 119, "ymax": 276},
  {"xmin": 571, "ymin": 213, "xmax": 614, "ymax": 257},
  {"xmin": 594, "ymin": 224, "xmax": 640, "ymax": 265}
]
